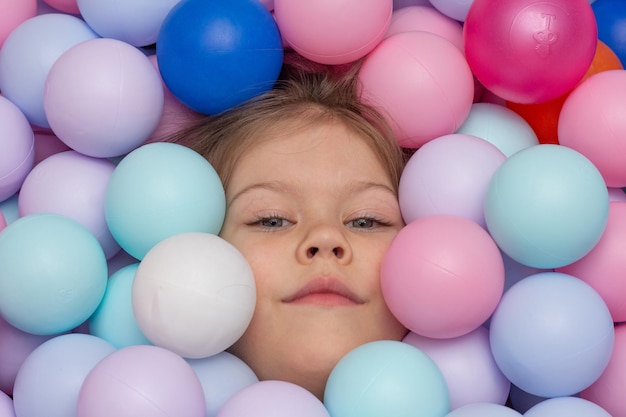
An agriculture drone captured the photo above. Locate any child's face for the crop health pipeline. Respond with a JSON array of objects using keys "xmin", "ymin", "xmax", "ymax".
[{"xmin": 220, "ymin": 119, "xmax": 407, "ymax": 398}]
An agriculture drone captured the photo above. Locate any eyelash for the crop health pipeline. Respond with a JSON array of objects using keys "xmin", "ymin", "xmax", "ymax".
[{"xmin": 248, "ymin": 214, "xmax": 392, "ymax": 231}]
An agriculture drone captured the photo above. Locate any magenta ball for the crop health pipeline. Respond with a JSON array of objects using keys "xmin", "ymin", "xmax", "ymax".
[
  {"xmin": 217, "ymin": 380, "xmax": 329, "ymax": 417},
  {"xmin": 77, "ymin": 345, "xmax": 206, "ymax": 417},
  {"xmin": 0, "ymin": 95, "xmax": 34, "ymax": 202},
  {"xmin": 273, "ymin": 0, "xmax": 392, "ymax": 65},
  {"xmin": 464, "ymin": 0, "xmax": 597, "ymax": 104},
  {"xmin": 403, "ymin": 327, "xmax": 510, "ymax": 409},
  {"xmin": 44, "ymin": 38, "xmax": 164, "ymax": 158},
  {"xmin": 398, "ymin": 133, "xmax": 506, "ymax": 228},
  {"xmin": 381, "ymin": 215, "xmax": 504, "ymax": 338},
  {"xmin": 359, "ymin": 31, "xmax": 474, "ymax": 148},
  {"xmin": 18, "ymin": 150, "xmax": 120, "ymax": 259},
  {"xmin": 559, "ymin": 70, "xmax": 626, "ymax": 187}
]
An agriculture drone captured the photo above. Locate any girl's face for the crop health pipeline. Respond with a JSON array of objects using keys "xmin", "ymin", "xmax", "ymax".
[{"xmin": 220, "ymin": 119, "xmax": 407, "ymax": 399}]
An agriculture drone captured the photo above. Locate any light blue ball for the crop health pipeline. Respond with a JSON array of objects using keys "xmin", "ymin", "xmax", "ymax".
[
  {"xmin": 484, "ymin": 144, "xmax": 609, "ymax": 269},
  {"xmin": 524, "ymin": 396, "xmax": 612, "ymax": 417},
  {"xmin": 324, "ymin": 340, "xmax": 450, "ymax": 417},
  {"xmin": 0, "ymin": 213, "xmax": 108, "ymax": 335},
  {"xmin": 104, "ymin": 142, "xmax": 226, "ymax": 260},
  {"xmin": 89, "ymin": 263, "xmax": 152, "ymax": 348},
  {"xmin": 489, "ymin": 272, "xmax": 614, "ymax": 398},
  {"xmin": 445, "ymin": 402, "xmax": 522, "ymax": 417}
]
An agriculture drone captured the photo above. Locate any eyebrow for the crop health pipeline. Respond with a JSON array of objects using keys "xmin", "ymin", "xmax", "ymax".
[{"xmin": 227, "ymin": 180, "xmax": 397, "ymax": 208}]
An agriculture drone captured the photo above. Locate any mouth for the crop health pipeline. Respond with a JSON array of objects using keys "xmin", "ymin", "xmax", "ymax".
[{"xmin": 283, "ymin": 277, "xmax": 365, "ymax": 307}]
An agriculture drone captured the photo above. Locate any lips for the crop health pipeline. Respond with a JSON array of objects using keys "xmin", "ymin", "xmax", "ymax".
[{"xmin": 283, "ymin": 277, "xmax": 364, "ymax": 306}]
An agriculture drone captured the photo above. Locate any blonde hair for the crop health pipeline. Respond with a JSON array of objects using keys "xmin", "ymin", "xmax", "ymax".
[{"xmin": 167, "ymin": 53, "xmax": 406, "ymax": 192}]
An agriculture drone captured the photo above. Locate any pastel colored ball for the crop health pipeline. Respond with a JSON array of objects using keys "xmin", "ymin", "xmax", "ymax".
[
  {"xmin": 489, "ymin": 272, "xmax": 614, "ymax": 398},
  {"xmin": 0, "ymin": 194, "xmax": 19, "ymax": 224},
  {"xmin": 44, "ymin": 37, "xmax": 164, "ymax": 158},
  {"xmin": 398, "ymin": 133, "xmax": 506, "ymax": 228},
  {"xmin": 217, "ymin": 380, "xmax": 329, "ymax": 417},
  {"xmin": 403, "ymin": 327, "xmax": 510, "ymax": 409},
  {"xmin": 77, "ymin": 345, "xmax": 206, "ymax": 417},
  {"xmin": 0, "ymin": 391, "xmax": 14, "ymax": 417},
  {"xmin": 524, "ymin": 397, "xmax": 612, "ymax": 417},
  {"xmin": 12, "ymin": 334, "xmax": 116, "ymax": 417},
  {"xmin": 324, "ymin": 340, "xmax": 450, "ymax": 417},
  {"xmin": 593, "ymin": 0, "xmax": 626, "ymax": 65},
  {"xmin": 484, "ymin": 144, "xmax": 609, "ymax": 269},
  {"xmin": 464, "ymin": 0, "xmax": 597, "ymax": 104},
  {"xmin": 0, "ymin": 13, "xmax": 98, "ymax": 128},
  {"xmin": 358, "ymin": 31, "xmax": 474, "ymax": 148},
  {"xmin": 77, "ymin": 0, "xmax": 181, "ymax": 46},
  {"xmin": 456, "ymin": 103, "xmax": 539, "ymax": 157},
  {"xmin": 428, "ymin": 0, "xmax": 474, "ymax": 21},
  {"xmin": 581, "ymin": 323, "xmax": 626, "ymax": 416},
  {"xmin": 381, "ymin": 215, "xmax": 504, "ymax": 338},
  {"xmin": 274, "ymin": 0, "xmax": 392, "ymax": 65},
  {"xmin": 157, "ymin": 0, "xmax": 283, "ymax": 115},
  {"xmin": 0, "ymin": 213, "xmax": 107, "ymax": 335},
  {"xmin": 104, "ymin": 142, "xmax": 225, "ymax": 260},
  {"xmin": 0, "ymin": 0, "xmax": 36, "ymax": 48},
  {"xmin": 132, "ymin": 232, "xmax": 256, "ymax": 359},
  {"xmin": 444, "ymin": 403, "xmax": 522, "ymax": 417},
  {"xmin": 89, "ymin": 263, "xmax": 152, "ymax": 349},
  {"xmin": 18, "ymin": 150, "xmax": 120, "ymax": 259},
  {"xmin": 559, "ymin": 70, "xmax": 626, "ymax": 187},
  {"xmin": 558, "ymin": 202, "xmax": 626, "ymax": 322},
  {"xmin": 186, "ymin": 352, "xmax": 258, "ymax": 417},
  {"xmin": 385, "ymin": 5, "xmax": 463, "ymax": 52},
  {"xmin": 42, "ymin": 0, "xmax": 79, "ymax": 14},
  {"xmin": 0, "ymin": 95, "xmax": 34, "ymax": 202}
]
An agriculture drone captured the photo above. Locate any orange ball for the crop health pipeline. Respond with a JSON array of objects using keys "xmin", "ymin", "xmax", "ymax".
[{"xmin": 506, "ymin": 40, "xmax": 623, "ymax": 145}]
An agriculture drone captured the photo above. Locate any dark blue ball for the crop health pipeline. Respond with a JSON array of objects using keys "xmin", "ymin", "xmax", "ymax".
[
  {"xmin": 593, "ymin": 0, "xmax": 626, "ymax": 66},
  {"xmin": 157, "ymin": 0, "xmax": 284, "ymax": 115}
]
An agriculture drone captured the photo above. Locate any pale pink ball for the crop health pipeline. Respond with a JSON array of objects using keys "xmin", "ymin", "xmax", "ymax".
[{"xmin": 0, "ymin": 0, "xmax": 36, "ymax": 48}]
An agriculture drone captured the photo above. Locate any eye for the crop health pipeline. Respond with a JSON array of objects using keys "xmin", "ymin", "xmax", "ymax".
[
  {"xmin": 350, "ymin": 218, "xmax": 376, "ymax": 229},
  {"xmin": 250, "ymin": 215, "xmax": 294, "ymax": 230}
]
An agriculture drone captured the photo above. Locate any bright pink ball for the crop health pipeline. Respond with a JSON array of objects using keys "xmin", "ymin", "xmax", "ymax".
[
  {"xmin": 273, "ymin": 0, "xmax": 392, "ymax": 65},
  {"xmin": 558, "ymin": 202, "xmax": 626, "ymax": 322},
  {"xmin": 464, "ymin": 0, "xmax": 597, "ymax": 104},
  {"xmin": 359, "ymin": 31, "xmax": 474, "ymax": 148},
  {"xmin": 559, "ymin": 70, "xmax": 626, "ymax": 188},
  {"xmin": 381, "ymin": 215, "xmax": 504, "ymax": 338}
]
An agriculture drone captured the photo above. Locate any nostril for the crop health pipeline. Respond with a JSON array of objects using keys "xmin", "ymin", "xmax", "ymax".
[
  {"xmin": 333, "ymin": 247, "xmax": 343, "ymax": 258},
  {"xmin": 308, "ymin": 247, "xmax": 319, "ymax": 258}
]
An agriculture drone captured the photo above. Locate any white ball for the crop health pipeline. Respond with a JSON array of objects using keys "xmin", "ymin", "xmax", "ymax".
[{"xmin": 132, "ymin": 232, "xmax": 256, "ymax": 358}]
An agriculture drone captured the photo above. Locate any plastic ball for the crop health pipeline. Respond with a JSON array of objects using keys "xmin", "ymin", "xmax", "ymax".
[
  {"xmin": 132, "ymin": 232, "xmax": 256, "ymax": 359},
  {"xmin": 76, "ymin": 345, "xmax": 206, "ymax": 417},
  {"xmin": 485, "ymin": 144, "xmax": 609, "ymax": 269},
  {"xmin": 324, "ymin": 340, "xmax": 450, "ymax": 417},
  {"xmin": 398, "ymin": 133, "xmax": 506, "ymax": 228},
  {"xmin": 359, "ymin": 31, "xmax": 474, "ymax": 148},
  {"xmin": 0, "ymin": 213, "xmax": 107, "ymax": 335},
  {"xmin": 581, "ymin": 323, "xmax": 626, "ymax": 416},
  {"xmin": 77, "ymin": 0, "xmax": 181, "ymax": 46},
  {"xmin": 0, "ymin": 95, "xmax": 34, "ymax": 202},
  {"xmin": 456, "ymin": 103, "xmax": 539, "ymax": 157},
  {"xmin": 524, "ymin": 396, "xmax": 612, "ymax": 417},
  {"xmin": 217, "ymin": 380, "xmax": 329, "ymax": 417},
  {"xmin": 0, "ymin": 13, "xmax": 98, "ymax": 128},
  {"xmin": 18, "ymin": 150, "xmax": 120, "ymax": 259},
  {"xmin": 428, "ymin": 0, "xmax": 474, "ymax": 21},
  {"xmin": 89, "ymin": 263, "xmax": 152, "ymax": 349},
  {"xmin": 0, "ymin": 316, "xmax": 52, "ymax": 396},
  {"xmin": 444, "ymin": 403, "xmax": 522, "ymax": 417},
  {"xmin": 403, "ymin": 327, "xmax": 510, "ymax": 409},
  {"xmin": 0, "ymin": 391, "xmax": 15, "ymax": 417},
  {"xmin": 274, "ymin": 0, "xmax": 392, "ymax": 65},
  {"xmin": 593, "ymin": 0, "xmax": 626, "ymax": 65},
  {"xmin": 0, "ymin": 0, "xmax": 36, "ymax": 48},
  {"xmin": 381, "ymin": 215, "xmax": 504, "ymax": 339},
  {"xmin": 44, "ymin": 37, "xmax": 164, "ymax": 158},
  {"xmin": 385, "ymin": 5, "xmax": 463, "ymax": 52},
  {"xmin": 42, "ymin": 0, "xmax": 79, "ymax": 14},
  {"xmin": 558, "ymin": 202, "xmax": 626, "ymax": 322},
  {"xmin": 489, "ymin": 272, "xmax": 614, "ymax": 398},
  {"xmin": 0, "ymin": 212, "xmax": 5, "ymax": 232},
  {"xmin": 186, "ymin": 351, "xmax": 258, "ymax": 417},
  {"xmin": 157, "ymin": 0, "xmax": 283, "ymax": 115},
  {"xmin": 394, "ymin": 0, "xmax": 432, "ymax": 8},
  {"xmin": 608, "ymin": 187, "xmax": 626, "ymax": 202},
  {"xmin": 559, "ymin": 70, "xmax": 626, "ymax": 187},
  {"xmin": 0, "ymin": 194, "xmax": 18, "ymax": 223},
  {"xmin": 12, "ymin": 334, "xmax": 116, "ymax": 417},
  {"xmin": 104, "ymin": 142, "xmax": 226, "ymax": 260},
  {"xmin": 464, "ymin": 0, "xmax": 597, "ymax": 104}
]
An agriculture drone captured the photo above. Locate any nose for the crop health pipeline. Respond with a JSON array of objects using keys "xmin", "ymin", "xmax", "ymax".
[{"xmin": 297, "ymin": 223, "xmax": 353, "ymax": 264}]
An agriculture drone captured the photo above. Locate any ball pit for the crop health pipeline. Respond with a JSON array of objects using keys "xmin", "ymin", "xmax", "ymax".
[{"xmin": 0, "ymin": 1, "xmax": 625, "ymax": 415}]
